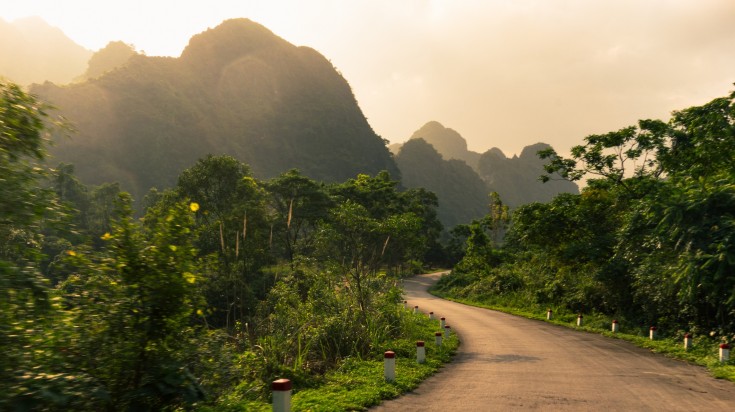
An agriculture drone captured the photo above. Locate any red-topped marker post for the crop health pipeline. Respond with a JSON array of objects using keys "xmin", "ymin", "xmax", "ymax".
[
  {"xmin": 577, "ymin": 314, "xmax": 583, "ymax": 327},
  {"xmin": 429, "ymin": 311, "xmax": 435, "ymax": 320},
  {"xmin": 435, "ymin": 331, "xmax": 443, "ymax": 346},
  {"xmin": 444, "ymin": 325, "xmax": 451, "ymax": 338},
  {"xmin": 384, "ymin": 351, "xmax": 396, "ymax": 381},
  {"xmin": 650, "ymin": 326, "xmax": 657, "ymax": 340},
  {"xmin": 416, "ymin": 341, "xmax": 426, "ymax": 363},
  {"xmin": 546, "ymin": 309, "xmax": 552, "ymax": 320},
  {"xmin": 272, "ymin": 379, "xmax": 292, "ymax": 412},
  {"xmin": 720, "ymin": 343, "xmax": 730, "ymax": 363},
  {"xmin": 612, "ymin": 320, "xmax": 619, "ymax": 333},
  {"xmin": 414, "ymin": 305, "xmax": 419, "ymax": 314},
  {"xmin": 684, "ymin": 333, "xmax": 692, "ymax": 350},
  {"xmin": 440, "ymin": 317, "xmax": 446, "ymax": 329}
]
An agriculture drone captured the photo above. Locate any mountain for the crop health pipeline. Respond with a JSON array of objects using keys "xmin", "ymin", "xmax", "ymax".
[
  {"xmin": 477, "ymin": 143, "xmax": 579, "ymax": 208},
  {"xmin": 32, "ymin": 19, "xmax": 399, "ymax": 200},
  {"xmin": 395, "ymin": 122, "xmax": 579, "ymax": 226},
  {"xmin": 392, "ymin": 121, "xmax": 481, "ymax": 168},
  {"xmin": 0, "ymin": 17, "xmax": 91, "ymax": 85},
  {"xmin": 395, "ymin": 139, "xmax": 489, "ymax": 228},
  {"xmin": 78, "ymin": 41, "xmax": 137, "ymax": 81}
]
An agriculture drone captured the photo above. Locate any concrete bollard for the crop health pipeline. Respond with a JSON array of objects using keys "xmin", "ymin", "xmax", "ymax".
[
  {"xmin": 684, "ymin": 333, "xmax": 692, "ymax": 350},
  {"xmin": 414, "ymin": 305, "xmax": 419, "ymax": 314},
  {"xmin": 384, "ymin": 351, "xmax": 396, "ymax": 381},
  {"xmin": 403, "ymin": 300, "xmax": 408, "ymax": 308},
  {"xmin": 429, "ymin": 311, "xmax": 435, "ymax": 320},
  {"xmin": 440, "ymin": 317, "xmax": 446, "ymax": 329},
  {"xmin": 720, "ymin": 344, "xmax": 730, "ymax": 363},
  {"xmin": 444, "ymin": 325, "xmax": 451, "ymax": 338},
  {"xmin": 547, "ymin": 309, "xmax": 553, "ymax": 320},
  {"xmin": 416, "ymin": 341, "xmax": 426, "ymax": 364},
  {"xmin": 272, "ymin": 379, "xmax": 292, "ymax": 412},
  {"xmin": 650, "ymin": 326, "xmax": 657, "ymax": 340},
  {"xmin": 612, "ymin": 320, "xmax": 619, "ymax": 333},
  {"xmin": 577, "ymin": 314, "xmax": 583, "ymax": 327},
  {"xmin": 435, "ymin": 331, "xmax": 443, "ymax": 346}
]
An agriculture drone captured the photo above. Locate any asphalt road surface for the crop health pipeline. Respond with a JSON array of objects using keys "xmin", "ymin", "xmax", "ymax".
[{"xmin": 371, "ymin": 272, "xmax": 735, "ymax": 411}]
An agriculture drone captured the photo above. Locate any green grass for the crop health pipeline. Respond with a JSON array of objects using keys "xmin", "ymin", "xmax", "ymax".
[
  {"xmin": 430, "ymin": 290, "xmax": 735, "ymax": 383},
  {"xmin": 201, "ymin": 310, "xmax": 459, "ymax": 411}
]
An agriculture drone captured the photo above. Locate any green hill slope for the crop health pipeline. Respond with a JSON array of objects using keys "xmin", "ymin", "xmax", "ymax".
[{"xmin": 33, "ymin": 18, "xmax": 399, "ymax": 200}]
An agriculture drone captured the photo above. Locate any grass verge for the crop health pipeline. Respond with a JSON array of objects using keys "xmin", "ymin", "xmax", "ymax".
[
  {"xmin": 201, "ymin": 310, "xmax": 459, "ymax": 411},
  {"xmin": 430, "ymin": 289, "xmax": 735, "ymax": 383}
]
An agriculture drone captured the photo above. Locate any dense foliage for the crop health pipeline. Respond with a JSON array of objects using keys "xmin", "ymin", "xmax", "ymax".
[
  {"xmin": 435, "ymin": 88, "xmax": 735, "ymax": 341},
  {"xmin": 0, "ymin": 81, "xmax": 444, "ymax": 411}
]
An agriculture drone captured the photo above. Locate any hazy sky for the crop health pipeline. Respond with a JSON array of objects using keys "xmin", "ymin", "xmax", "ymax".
[{"xmin": 3, "ymin": 0, "xmax": 735, "ymax": 157}]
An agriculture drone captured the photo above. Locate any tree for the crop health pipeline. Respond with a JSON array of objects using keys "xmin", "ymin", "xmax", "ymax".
[
  {"xmin": 265, "ymin": 169, "xmax": 332, "ymax": 265},
  {"xmin": 58, "ymin": 195, "xmax": 204, "ymax": 410},
  {"xmin": 173, "ymin": 155, "xmax": 271, "ymax": 330},
  {"xmin": 0, "ymin": 81, "xmax": 63, "ymax": 409}
]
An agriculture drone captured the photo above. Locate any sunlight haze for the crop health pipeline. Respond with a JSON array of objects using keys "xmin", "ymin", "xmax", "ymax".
[{"xmin": 3, "ymin": 0, "xmax": 735, "ymax": 157}]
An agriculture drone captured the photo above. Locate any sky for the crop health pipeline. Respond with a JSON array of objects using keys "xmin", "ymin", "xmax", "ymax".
[{"xmin": 3, "ymin": 0, "xmax": 735, "ymax": 157}]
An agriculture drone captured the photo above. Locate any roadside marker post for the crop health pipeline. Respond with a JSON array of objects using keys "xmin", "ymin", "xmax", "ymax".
[
  {"xmin": 684, "ymin": 333, "xmax": 692, "ymax": 350},
  {"xmin": 650, "ymin": 326, "xmax": 657, "ymax": 340},
  {"xmin": 435, "ymin": 331, "xmax": 443, "ymax": 346},
  {"xmin": 440, "ymin": 317, "xmax": 446, "ymax": 328},
  {"xmin": 384, "ymin": 351, "xmax": 396, "ymax": 381},
  {"xmin": 414, "ymin": 305, "xmax": 419, "ymax": 314},
  {"xmin": 720, "ymin": 344, "xmax": 730, "ymax": 363},
  {"xmin": 546, "ymin": 309, "xmax": 552, "ymax": 320},
  {"xmin": 444, "ymin": 325, "xmax": 451, "ymax": 338},
  {"xmin": 272, "ymin": 379, "xmax": 292, "ymax": 412},
  {"xmin": 577, "ymin": 314, "xmax": 583, "ymax": 327},
  {"xmin": 416, "ymin": 341, "xmax": 426, "ymax": 364},
  {"xmin": 429, "ymin": 311, "xmax": 435, "ymax": 320},
  {"xmin": 612, "ymin": 320, "xmax": 619, "ymax": 333}
]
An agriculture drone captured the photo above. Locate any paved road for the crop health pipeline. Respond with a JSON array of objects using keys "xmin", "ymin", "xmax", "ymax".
[{"xmin": 371, "ymin": 272, "xmax": 735, "ymax": 411}]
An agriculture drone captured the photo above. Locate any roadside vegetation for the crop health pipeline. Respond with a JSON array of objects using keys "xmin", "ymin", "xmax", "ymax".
[
  {"xmin": 433, "ymin": 87, "xmax": 735, "ymax": 380},
  {"xmin": 0, "ymin": 80, "xmax": 454, "ymax": 411}
]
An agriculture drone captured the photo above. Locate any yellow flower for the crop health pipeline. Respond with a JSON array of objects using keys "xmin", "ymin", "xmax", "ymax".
[
  {"xmin": 67, "ymin": 250, "xmax": 76, "ymax": 256},
  {"xmin": 184, "ymin": 272, "xmax": 196, "ymax": 284},
  {"xmin": 190, "ymin": 202, "xmax": 200, "ymax": 212},
  {"xmin": 101, "ymin": 232, "xmax": 112, "ymax": 240},
  {"xmin": 196, "ymin": 309, "xmax": 204, "ymax": 316}
]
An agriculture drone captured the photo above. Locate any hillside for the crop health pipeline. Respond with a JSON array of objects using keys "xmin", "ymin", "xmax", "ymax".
[
  {"xmin": 395, "ymin": 138, "xmax": 489, "ymax": 228},
  {"xmin": 394, "ymin": 122, "xmax": 579, "ymax": 224},
  {"xmin": 477, "ymin": 143, "xmax": 579, "ymax": 207},
  {"xmin": 32, "ymin": 18, "xmax": 399, "ymax": 200},
  {"xmin": 0, "ymin": 17, "xmax": 91, "ymax": 85}
]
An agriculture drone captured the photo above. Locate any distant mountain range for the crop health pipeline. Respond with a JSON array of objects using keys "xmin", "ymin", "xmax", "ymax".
[
  {"xmin": 2, "ymin": 17, "xmax": 577, "ymax": 228},
  {"xmin": 0, "ymin": 16, "xmax": 91, "ymax": 85},
  {"xmin": 393, "ymin": 121, "xmax": 578, "ymax": 225},
  {"xmin": 31, "ymin": 18, "xmax": 399, "ymax": 201}
]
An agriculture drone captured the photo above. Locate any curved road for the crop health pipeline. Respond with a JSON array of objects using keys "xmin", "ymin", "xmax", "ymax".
[{"xmin": 371, "ymin": 272, "xmax": 735, "ymax": 411}]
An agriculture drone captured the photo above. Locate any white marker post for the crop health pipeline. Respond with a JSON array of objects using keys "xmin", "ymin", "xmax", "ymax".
[
  {"xmin": 577, "ymin": 314, "xmax": 583, "ymax": 327},
  {"xmin": 649, "ymin": 326, "xmax": 657, "ymax": 340},
  {"xmin": 414, "ymin": 305, "xmax": 419, "ymax": 314},
  {"xmin": 435, "ymin": 331, "xmax": 443, "ymax": 346},
  {"xmin": 416, "ymin": 341, "xmax": 426, "ymax": 364},
  {"xmin": 547, "ymin": 309, "xmax": 553, "ymax": 320},
  {"xmin": 444, "ymin": 325, "xmax": 451, "ymax": 338},
  {"xmin": 612, "ymin": 320, "xmax": 619, "ymax": 333},
  {"xmin": 684, "ymin": 333, "xmax": 692, "ymax": 350},
  {"xmin": 384, "ymin": 351, "xmax": 396, "ymax": 381},
  {"xmin": 720, "ymin": 344, "xmax": 730, "ymax": 363},
  {"xmin": 429, "ymin": 311, "xmax": 435, "ymax": 320},
  {"xmin": 440, "ymin": 317, "xmax": 446, "ymax": 329},
  {"xmin": 403, "ymin": 300, "xmax": 408, "ymax": 308},
  {"xmin": 272, "ymin": 379, "xmax": 292, "ymax": 412}
]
